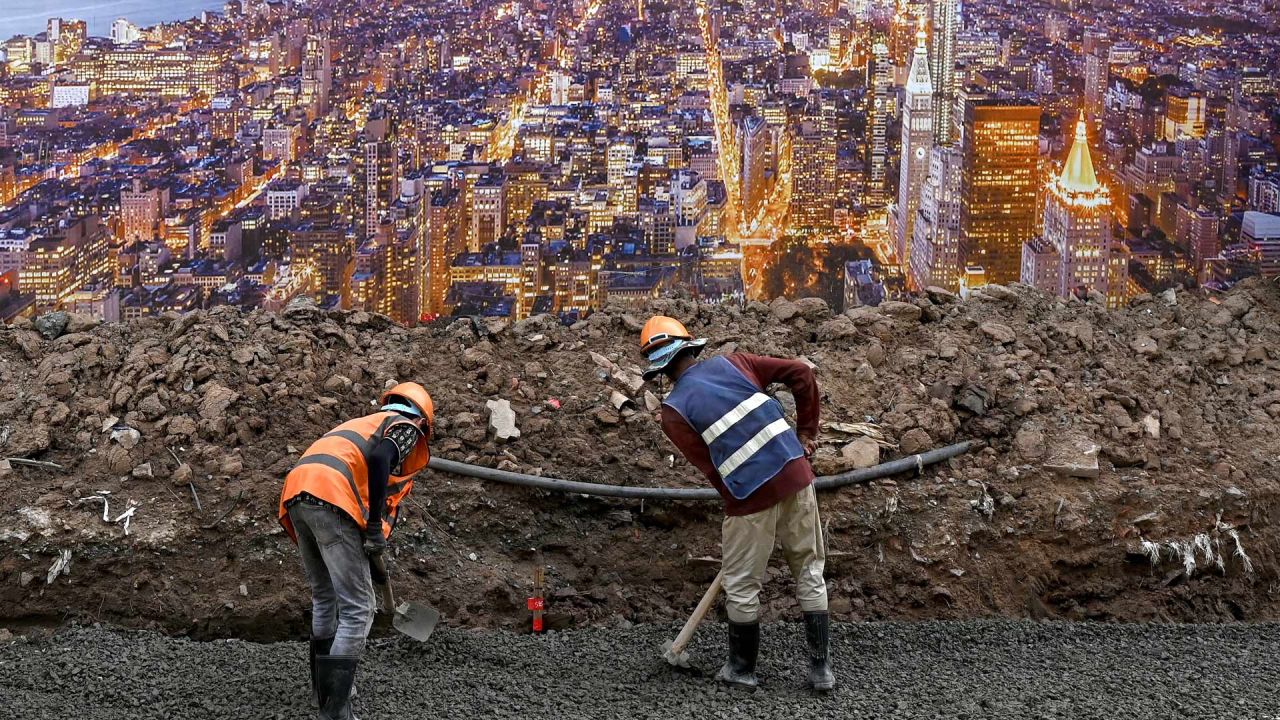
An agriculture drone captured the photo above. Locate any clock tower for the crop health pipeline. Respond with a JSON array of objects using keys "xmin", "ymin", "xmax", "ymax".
[{"xmin": 895, "ymin": 18, "xmax": 934, "ymax": 282}]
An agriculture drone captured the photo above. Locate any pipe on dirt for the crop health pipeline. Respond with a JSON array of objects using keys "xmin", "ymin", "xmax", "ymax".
[{"xmin": 426, "ymin": 440, "xmax": 974, "ymax": 501}]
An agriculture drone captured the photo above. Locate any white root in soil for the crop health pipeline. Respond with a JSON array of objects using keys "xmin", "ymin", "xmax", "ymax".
[{"xmin": 1138, "ymin": 515, "xmax": 1255, "ymax": 578}]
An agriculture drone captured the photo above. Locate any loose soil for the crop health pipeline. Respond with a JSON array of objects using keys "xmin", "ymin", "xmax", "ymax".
[{"xmin": 1, "ymin": 279, "xmax": 1278, "ymax": 640}]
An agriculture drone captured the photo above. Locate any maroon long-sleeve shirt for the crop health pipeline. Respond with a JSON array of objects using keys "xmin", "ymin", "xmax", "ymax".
[{"xmin": 660, "ymin": 353, "xmax": 819, "ymax": 516}]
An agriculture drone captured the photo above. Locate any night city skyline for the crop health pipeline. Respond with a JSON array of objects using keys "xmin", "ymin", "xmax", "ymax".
[
  {"xmin": 0, "ymin": 0, "xmax": 1277, "ymax": 324},
  {"xmin": 4, "ymin": 2, "xmax": 1280, "ymax": 714}
]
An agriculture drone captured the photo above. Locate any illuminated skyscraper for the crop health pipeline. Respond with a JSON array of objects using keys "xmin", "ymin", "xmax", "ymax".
[
  {"xmin": 353, "ymin": 219, "xmax": 421, "ymax": 325},
  {"xmin": 866, "ymin": 42, "xmax": 891, "ymax": 206},
  {"xmin": 607, "ymin": 140, "xmax": 636, "ymax": 191},
  {"xmin": 1022, "ymin": 114, "xmax": 1114, "ymax": 301},
  {"xmin": 505, "ymin": 163, "xmax": 551, "ymax": 233},
  {"xmin": 671, "ymin": 169, "xmax": 709, "ymax": 249},
  {"xmin": 960, "ymin": 97, "xmax": 1040, "ymax": 284},
  {"xmin": 1083, "ymin": 35, "xmax": 1110, "ymax": 121},
  {"xmin": 22, "ymin": 215, "xmax": 110, "ymax": 308},
  {"xmin": 300, "ymin": 34, "xmax": 332, "ymax": 116},
  {"xmin": 353, "ymin": 221, "xmax": 390, "ymax": 316},
  {"xmin": 1175, "ymin": 202, "xmax": 1219, "ymax": 276},
  {"xmin": 353, "ymin": 109, "xmax": 399, "ymax": 242},
  {"xmin": 453, "ymin": 163, "xmax": 492, "ymax": 251},
  {"xmin": 639, "ymin": 198, "xmax": 676, "ymax": 255},
  {"xmin": 790, "ymin": 120, "xmax": 838, "ymax": 228},
  {"xmin": 471, "ymin": 174, "xmax": 507, "ymax": 251},
  {"xmin": 426, "ymin": 188, "xmax": 462, "ymax": 313},
  {"xmin": 895, "ymin": 21, "xmax": 933, "ymax": 276},
  {"xmin": 909, "ymin": 145, "xmax": 962, "ymax": 290},
  {"xmin": 929, "ymin": 0, "xmax": 959, "ymax": 145},
  {"xmin": 292, "ymin": 193, "xmax": 354, "ymax": 306},
  {"xmin": 1163, "ymin": 86, "xmax": 1206, "ymax": 141},
  {"xmin": 120, "ymin": 179, "xmax": 167, "ymax": 242}
]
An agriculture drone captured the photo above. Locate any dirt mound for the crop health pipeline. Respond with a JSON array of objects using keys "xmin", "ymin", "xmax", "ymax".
[{"xmin": 1, "ymin": 279, "xmax": 1279, "ymax": 639}]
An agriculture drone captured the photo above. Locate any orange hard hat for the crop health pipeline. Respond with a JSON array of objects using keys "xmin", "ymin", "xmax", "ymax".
[
  {"xmin": 379, "ymin": 382, "xmax": 435, "ymax": 426},
  {"xmin": 640, "ymin": 315, "xmax": 707, "ymax": 380},
  {"xmin": 640, "ymin": 315, "xmax": 693, "ymax": 354}
]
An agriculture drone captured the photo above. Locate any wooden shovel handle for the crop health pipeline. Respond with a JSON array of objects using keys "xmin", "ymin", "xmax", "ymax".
[{"xmin": 670, "ymin": 570, "xmax": 725, "ymax": 655}]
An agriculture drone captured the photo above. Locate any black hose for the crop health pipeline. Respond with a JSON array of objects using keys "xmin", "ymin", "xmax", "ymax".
[
  {"xmin": 814, "ymin": 441, "xmax": 974, "ymax": 490},
  {"xmin": 426, "ymin": 440, "xmax": 973, "ymax": 501}
]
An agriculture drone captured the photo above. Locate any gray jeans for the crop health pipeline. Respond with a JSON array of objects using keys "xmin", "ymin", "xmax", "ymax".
[{"xmin": 288, "ymin": 499, "xmax": 375, "ymax": 656}]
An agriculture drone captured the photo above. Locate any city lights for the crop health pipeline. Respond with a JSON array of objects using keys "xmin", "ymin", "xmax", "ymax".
[{"xmin": 0, "ymin": 0, "xmax": 1271, "ymax": 325}]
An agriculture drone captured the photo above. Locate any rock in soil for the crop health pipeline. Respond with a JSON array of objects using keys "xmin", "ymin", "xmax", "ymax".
[
  {"xmin": 839, "ymin": 437, "xmax": 880, "ymax": 470},
  {"xmin": 0, "ymin": 279, "xmax": 1278, "ymax": 638}
]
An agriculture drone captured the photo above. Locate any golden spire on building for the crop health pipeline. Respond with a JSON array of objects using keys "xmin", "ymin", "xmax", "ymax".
[{"xmin": 1059, "ymin": 111, "xmax": 1100, "ymax": 194}]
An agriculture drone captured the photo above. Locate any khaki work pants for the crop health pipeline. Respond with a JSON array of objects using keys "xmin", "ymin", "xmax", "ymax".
[{"xmin": 721, "ymin": 484, "xmax": 828, "ymax": 623}]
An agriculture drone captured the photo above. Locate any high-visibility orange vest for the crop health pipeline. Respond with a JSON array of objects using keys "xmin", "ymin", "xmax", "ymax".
[{"xmin": 279, "ymin": 411, "xmax": 430, "ymax": 541}]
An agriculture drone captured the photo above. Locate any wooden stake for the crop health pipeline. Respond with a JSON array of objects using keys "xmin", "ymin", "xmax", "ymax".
[{"xmin": 530, "ymin": 554, "xmax": 545, "ymax": 633}]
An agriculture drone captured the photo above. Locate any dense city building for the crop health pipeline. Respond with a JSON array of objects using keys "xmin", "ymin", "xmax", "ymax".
[
  {"xmin": 928, "ymin": 0, "xmax": 959, "ymax": 145},
  {"xmin": 866, "ymin": 42, "xmax": 892, "ymax": 207},
  {"xmin": 1021, "ymin": 115, "xmax": 1123, "ymax": 305},
  {"xmin": 85, "ymin": 46, "xmax": 236, "ymax": 99},
  {"xmin": 790, "ymin": 119, "xmax": 838, "ymax": 229},
  {"xmin": 1242, "ymin": 211, "xmax": 1280, "ymax": 279},
  {"xmin": 0, "ymin": 0, "xmax": 1274, "ymax": 322},
  {"xmin": 960, "ymin": 97, "xmax": 1041, "ymax": 285},
  {"xmin": 909, "ymin": 145, "xmax": 963, "ymax": 290},
  {"xmin": 894, "ymin": 22, "xmax": 933, "ymax": 279}
]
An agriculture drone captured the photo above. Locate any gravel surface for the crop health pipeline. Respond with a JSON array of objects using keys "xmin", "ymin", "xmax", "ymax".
[{"xmin": 1, "ymin": 620, "xmax": 1278, "ymax": 719}]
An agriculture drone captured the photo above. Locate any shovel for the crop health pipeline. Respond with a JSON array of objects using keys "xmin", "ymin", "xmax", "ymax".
[
  {"xmin": 370, "ymin": 555, "xmax": 440, "ymax": 642},
  {"xmin": 663, "ymin": 569, "xmax": 725, "ymax": 668}
]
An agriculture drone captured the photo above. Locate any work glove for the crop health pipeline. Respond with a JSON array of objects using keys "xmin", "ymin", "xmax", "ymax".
[
  {"xmin": 368, "ymin": 554, "xmax": 389, "ymax": 586},
  {"xmin": 363, "ymin": 529, "xmax": 387, "ymax": 558}
]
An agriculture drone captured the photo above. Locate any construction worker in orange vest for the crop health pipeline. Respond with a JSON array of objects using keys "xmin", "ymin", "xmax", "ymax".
[
  {"xmin": 640, "ymin": 315, "xmax": 835, "ymax": 692},
  {"xmin": 278, "ymin": 382, "xmax": 434, "ymax": 720}
]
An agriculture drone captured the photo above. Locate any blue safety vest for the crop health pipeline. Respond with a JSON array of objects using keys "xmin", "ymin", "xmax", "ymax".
[{"xmin": 663, "ymin": 355, "xmax": 805, "ymax": 500}]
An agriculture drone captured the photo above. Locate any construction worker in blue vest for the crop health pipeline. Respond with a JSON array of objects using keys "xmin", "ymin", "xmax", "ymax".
[{"xmin": 641, "ymin": 315, "xmax": 835, "ymax": 692}]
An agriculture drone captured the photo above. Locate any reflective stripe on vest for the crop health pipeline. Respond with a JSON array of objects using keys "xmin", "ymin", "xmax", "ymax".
[
  {"xmin": 700, "ymin": 392, "xmax": 771, "ymax": 445},
  {"xmin": 662, "ymin": 355, "xmax": 805, "ymax": 500},
  {"xmin": 716, "ymin": 416, "xmax": 792, "ymax": 479},
  {"xmin": 293, "ymin": 453, "xmax": 367, "ymax": 519},
  {"xmin": 278, "ymin": 412, "xmax": 430, "ymax": 541}
]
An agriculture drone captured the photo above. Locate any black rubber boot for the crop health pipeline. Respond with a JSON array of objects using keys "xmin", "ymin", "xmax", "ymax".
[
  {"xmin": 716, "ymin": 620, "xmax": 760, "ymax": 689},
  {"xmin": 804, "ymin": 611, "xmax": 836, "ymax": 691},
  {"xmin": 310, "ymin": 636, "xmax": 334, "ymax": 706},
  {"xmin": 316, "ymin": 655, "xmax": 359, "ymax": 720}
]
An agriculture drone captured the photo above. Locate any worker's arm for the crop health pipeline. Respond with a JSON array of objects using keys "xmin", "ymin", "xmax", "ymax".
[
  {"xmin": 661, "ymin": 406, "xmax": 721, "ymax": 482},
  {"xmin": 363, "ymin": 438, "xmax": 398, "ymax": 555},
  {"xmin": 732, "ymin": 353, "xmax": 821, "ymax": 452}
]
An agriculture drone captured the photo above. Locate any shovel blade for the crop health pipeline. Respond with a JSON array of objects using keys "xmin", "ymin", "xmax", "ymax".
[
  {"xmin": 661, "ymin": 638, "xmax": 691, "ymax": 668},
  {"xmin": 393, "ymin": 601, "xmax": 440, "ymax": 642}
]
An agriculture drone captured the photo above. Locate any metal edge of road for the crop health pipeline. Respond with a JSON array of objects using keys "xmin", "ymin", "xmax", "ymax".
[{"xmin": 425, "ymin": 440, "xmax": 975, "ymax": 501}]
